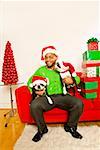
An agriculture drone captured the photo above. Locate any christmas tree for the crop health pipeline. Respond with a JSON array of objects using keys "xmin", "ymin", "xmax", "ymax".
[{"xmin": 1, "ymin": 41, "xmax": 18, "ymax": 84}]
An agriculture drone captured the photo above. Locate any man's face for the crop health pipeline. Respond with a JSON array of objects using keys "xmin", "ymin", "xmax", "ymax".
[{"xmin": 44, "ymin": 53, "xmax": 58, "ymax": 68}]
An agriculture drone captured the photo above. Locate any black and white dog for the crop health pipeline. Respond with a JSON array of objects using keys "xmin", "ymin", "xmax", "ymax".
[
  {"xmin": 55, "ymin": 60, "xmax": 81, "ymax": 96},
  {"xmin": 29, "ymin": 76, "xmax": 53, "ymax": 105}
]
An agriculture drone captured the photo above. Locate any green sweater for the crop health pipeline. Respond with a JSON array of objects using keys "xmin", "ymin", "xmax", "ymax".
[{"xmin": 27, "ymin": 66, "xmax": 63, "ymax": 95}]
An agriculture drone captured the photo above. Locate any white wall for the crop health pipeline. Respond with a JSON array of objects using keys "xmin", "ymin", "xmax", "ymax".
[{"xmin": 0, "ymin": 1, "xmax": 99, "ymax": 108}]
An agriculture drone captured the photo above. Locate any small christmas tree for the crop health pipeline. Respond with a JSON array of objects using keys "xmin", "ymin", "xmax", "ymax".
[{"xmin": 1, "ymin": 41, "xmax": 18, "ymax": 84}]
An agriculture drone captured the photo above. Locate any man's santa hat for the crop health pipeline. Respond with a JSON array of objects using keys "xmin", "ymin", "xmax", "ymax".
[
  {"xmin": 29, "ymin": 76, "xmax": 53, "ymax": 105},
  {"xmin": 41, "ymin": 46, "xmax": 58, "ymax": 60}
]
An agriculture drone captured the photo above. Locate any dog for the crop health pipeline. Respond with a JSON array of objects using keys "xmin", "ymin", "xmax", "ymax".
[
  {"xmin": 55, "ymin": 60, "xmax": 81, "ymax": 96},
  {"xmin": 29, "ymin": 76, "xmax": 53, "ymax": 104}
]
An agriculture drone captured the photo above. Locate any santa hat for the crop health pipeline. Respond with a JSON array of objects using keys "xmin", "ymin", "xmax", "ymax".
[
  {"xmin": 63, "ymin": 62, "xmax": 77, "ymax": 77},
  {"xmin": 29, "ymin": 76, "xmax": 49, "ymax": 88},
  {"xmin": 41, "ymin": 46, "xmax": 58, "ymax": 60}
]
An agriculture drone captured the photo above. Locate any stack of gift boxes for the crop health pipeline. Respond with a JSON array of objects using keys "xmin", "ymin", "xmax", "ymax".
[{"xmin": 81, "ymin": 37, "xmax": 100, "ymax": 99}]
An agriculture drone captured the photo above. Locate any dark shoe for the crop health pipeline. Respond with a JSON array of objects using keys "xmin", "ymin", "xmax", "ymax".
[
  {"xmin": 64, "ymin": 125, "xmax": 83, "ymax": 139},
  {"xmin": 42, "ymin": 127, "xmax": 48, "ymax": 134},
  {"xmin": 32, "ymin": 127, "xmax": 48, "ymax": 142},
  {"xmin": 32, "ymin": 131, "xmax": 43, "ymax": 142}
]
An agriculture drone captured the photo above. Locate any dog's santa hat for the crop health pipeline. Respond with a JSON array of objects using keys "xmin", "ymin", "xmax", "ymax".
[
  {"xmin": 29, "ymin": 76, "xmax": 53, "ymax": 105},
  {"xmin": 29, "ymin": 76, "xmax": 48, "ymax": 88},
  {"xmin": 41, "ymin": 46, "xmax": 58, "ymax": 60}
]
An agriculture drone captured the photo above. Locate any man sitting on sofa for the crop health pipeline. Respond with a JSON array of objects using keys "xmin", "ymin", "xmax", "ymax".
[{"xmin": 27, "ymin": 46, "xmax": 84, "ymax": 142}]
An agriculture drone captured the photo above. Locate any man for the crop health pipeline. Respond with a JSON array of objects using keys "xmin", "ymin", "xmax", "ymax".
[{"xmin": 27, "ymin": 46, "xmax": 84, "ymax": 142}]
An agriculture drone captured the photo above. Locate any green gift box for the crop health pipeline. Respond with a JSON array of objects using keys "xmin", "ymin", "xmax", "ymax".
[
  {"xmin": 81, "ymin": 92, "xmax": 97, "ymax": 99},
  {"xmin": 83, "ymin": 50, "xmax": 100, "ymax": 61},
  {"xmin": 81, "ymin": 81, "xmax": 98, "ymax": 90}
]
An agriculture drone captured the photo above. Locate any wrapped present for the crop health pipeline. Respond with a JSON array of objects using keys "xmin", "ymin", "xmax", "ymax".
[
  {"xmin": 81, "ymin": 81, "xmax": 98, "ymax": 90},
  {"xmin": 86, "ymin": 67, "xmax": 96, "ymax": 77},
  {"xmin": 83, "ymin": 50, "xmax": 100, "ymax": 61},
  {"xmin": 81, "ymin": 76, "xmax": 100, "ymax": 82},
  {"xmin": 80, "ymin": 77, "xmax": 100, "ymax": 99},
  {"xmin": 81, "ymin": 88, "xmax": 100, "ymax": 98},
  {"xmin": 82, "ymin": 66, "xmax": 100, "ymax": 77},
  {"xmin": 87, "ymin": 37, "xmax": 99, "ymax": 50},
  {"xmin": 82, "ymin": 60, "xmax": 100, "ymax": 77},
  {"xmin": 82, "ymin": 60, "xmax": 100, "ymax": 68},
  {"xmin": 81, "ymin": 91, "xmax": 97, "ymax": 99}
]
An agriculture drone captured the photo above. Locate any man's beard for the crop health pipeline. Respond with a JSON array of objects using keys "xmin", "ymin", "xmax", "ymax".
[{"xmin": 46, "ymin": 62, "xmax": 56, "ymax": 68}]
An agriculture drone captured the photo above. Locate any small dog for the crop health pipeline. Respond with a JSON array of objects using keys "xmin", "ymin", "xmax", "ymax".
[
  {"xmin": 55, "ymin": 60, "xmax": 81, "ymax": 96},
  {"xmin": 29, "ymin": 76, "xmax": 53, "ymax": 104}
]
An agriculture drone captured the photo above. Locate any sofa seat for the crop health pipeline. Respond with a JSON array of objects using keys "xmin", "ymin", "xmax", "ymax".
[{"xmin": 15, "ymin": 85, "xmax": 100, "ymax": 124}]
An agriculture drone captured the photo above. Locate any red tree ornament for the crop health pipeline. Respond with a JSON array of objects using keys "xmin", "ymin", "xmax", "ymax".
[{"xmin": 2, "ymin": 41, "xmax": 18, "ymax": 84}]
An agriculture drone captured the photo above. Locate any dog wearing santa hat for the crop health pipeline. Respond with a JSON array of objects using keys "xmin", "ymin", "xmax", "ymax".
[
  {"xmin": 29, "ymin": 76, "xmax": 53, "ymax": 105},
  {"xmin": 55, "ymin": 60, "xmax": 81, "ymax": 95},
  {"xmin": 41, "ymin": 46, "xmax": 81, "ymax": 95}
]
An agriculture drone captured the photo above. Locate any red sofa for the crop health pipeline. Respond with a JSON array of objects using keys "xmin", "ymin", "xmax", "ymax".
[{"xmin": 15, "ymin": 79, "xmax": 100, "ymax": 124}]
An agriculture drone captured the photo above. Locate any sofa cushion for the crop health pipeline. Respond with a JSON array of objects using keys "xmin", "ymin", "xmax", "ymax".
[
  {"xmin": 45, "ymin": 108, "xmax": 66, "ymax": 115},
  {"xmin": 76, "ymin": 94, "xmax": 94, "ymax": 110}
]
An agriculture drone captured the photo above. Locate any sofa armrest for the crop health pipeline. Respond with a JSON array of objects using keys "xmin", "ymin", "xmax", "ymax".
[{"xmin": 15, "ymin": 85, "xmax": 32, "ymax": 119}]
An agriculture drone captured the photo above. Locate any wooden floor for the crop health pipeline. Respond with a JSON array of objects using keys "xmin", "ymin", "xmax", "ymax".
[
  {"xmin": 0, "ymin": 109, "xmax": 25, "ymax": 150},
  {"xmin": 0, "ymin": 109, "xmax": 100, "ymax": 150}
]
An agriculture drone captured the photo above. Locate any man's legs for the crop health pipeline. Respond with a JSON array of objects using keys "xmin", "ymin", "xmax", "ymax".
[
  {"xmin": 51, "ymin": 94, "xmax": 84, "ymax": 139},
  {"xmin": 30, "ymin": 96, "xmax": 55, "ymax": 142},
  {"xmin": 30, "ymin": 94, "xmax": 84, "ymax": 141}
]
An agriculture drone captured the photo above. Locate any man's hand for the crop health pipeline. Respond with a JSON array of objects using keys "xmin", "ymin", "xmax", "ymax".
[{"xmin": 62, "ymin": 77, "xmax": 73, "ymax": 85}]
